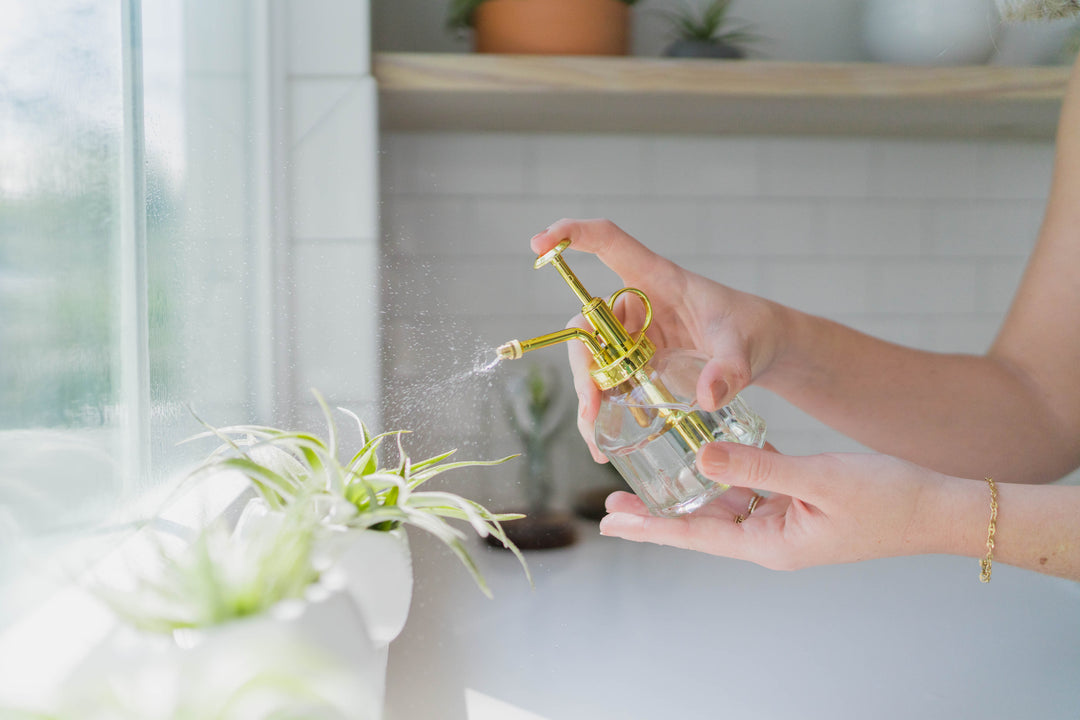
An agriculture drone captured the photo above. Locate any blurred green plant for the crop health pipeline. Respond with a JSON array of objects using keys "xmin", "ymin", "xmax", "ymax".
[{"xmin": 662, "ymin": 0, "xmax": 759, "ymax": 48}]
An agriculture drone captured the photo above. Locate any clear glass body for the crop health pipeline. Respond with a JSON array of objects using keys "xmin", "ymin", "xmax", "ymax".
[{"xmin": 594, "ymin": 349, "xmax": 766, "ymax": 518}]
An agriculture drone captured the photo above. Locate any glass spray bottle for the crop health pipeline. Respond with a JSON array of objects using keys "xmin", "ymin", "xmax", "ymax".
[{"xmin": 497, "ymin": 239, "xmax": 766, "ymax": 518}]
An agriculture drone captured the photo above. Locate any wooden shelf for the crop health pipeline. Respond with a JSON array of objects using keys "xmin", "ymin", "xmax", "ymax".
[{"xmin": 375, "ymin": 52, "xmax": 1069, "ymax": 138}]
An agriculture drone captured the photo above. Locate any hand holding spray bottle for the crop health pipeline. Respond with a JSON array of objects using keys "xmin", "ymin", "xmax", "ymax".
[{"xmin": 498, "ymin": 239, "xmax": 766, "ymax": 518}]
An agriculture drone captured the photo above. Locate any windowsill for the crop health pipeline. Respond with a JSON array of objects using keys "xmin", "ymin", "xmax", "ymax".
[{"xmin": 375, "ymin": 53, "xmax": 1069, "ymax": 138}]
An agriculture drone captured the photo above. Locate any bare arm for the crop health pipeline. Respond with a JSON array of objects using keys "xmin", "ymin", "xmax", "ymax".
[
  {"xmin": 533, "ymin": 56, "xmax": 1080, "ymax": 484},
  {"xmin": 759, "ymin": 56, "xmax": 1080, "ymax": 484}
]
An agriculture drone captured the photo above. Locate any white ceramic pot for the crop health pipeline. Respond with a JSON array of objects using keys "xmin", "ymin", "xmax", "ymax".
[
  {"xmin": 861, "ymin": 0, "xmax": 1002, "ymax": 65},
  {"xmin": 321, "ymin": 526, "xmax": 413, "ymax": 648},
  {"xmin": 233, "ymin": 499, "xmax": 414, "ymax": 647},
  {"xmin": 61, "ymin": 589, "xmax": 382, "ymax": 719},
  {"xmin": 991, "ymin": 16, "xmax": 1076, "ymax": 65}
]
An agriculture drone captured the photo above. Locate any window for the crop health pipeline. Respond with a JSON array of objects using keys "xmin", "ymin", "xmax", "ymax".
[{"xmin": 0, "ymin": 0, "xmax": 266, "ymax": 627}]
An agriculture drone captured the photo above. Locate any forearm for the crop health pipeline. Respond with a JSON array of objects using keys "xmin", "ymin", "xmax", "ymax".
[
  {"xmin": 758, "ymin": 305, "xmax": 1077, "ymax": 483},
  {"xmin": 925, "ymin": 476, "xmax": 1080, "ymax": 581}
]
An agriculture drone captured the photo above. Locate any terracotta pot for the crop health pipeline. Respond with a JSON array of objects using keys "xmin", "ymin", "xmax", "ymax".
[{"xmin": 474, "ymin": 0, "xmax": 631, "ymax": 56}]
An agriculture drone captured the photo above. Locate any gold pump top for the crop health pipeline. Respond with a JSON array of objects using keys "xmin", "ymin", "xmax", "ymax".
[{"xmin": 497, "ymin": 239, "xmax": 656, "ymax": 390}]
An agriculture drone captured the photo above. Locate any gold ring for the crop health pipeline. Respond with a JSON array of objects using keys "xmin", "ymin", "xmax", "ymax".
[{"xmin": 735, "ymin": 493, "xmax": 763, "ymax": 525}]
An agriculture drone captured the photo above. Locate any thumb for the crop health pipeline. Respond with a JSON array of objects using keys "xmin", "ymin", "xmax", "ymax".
[
  {"xmin": 697, "ymin": 354, "xmax": 751, "ymax": 412},
  {"xmin": 697, "ymin": 442, "xmax": 820, "ymax": 500}
]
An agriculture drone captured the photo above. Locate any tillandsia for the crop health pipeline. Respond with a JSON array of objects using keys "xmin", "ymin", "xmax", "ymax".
[
  {"xmin": 186, "ymin": 390, "xmax": 531, "ymax": 597},
  {"xmin": 97, "ymin": 503, "xmax": 323, "ymax": 634},
  {"xmin": 664, "ymin": 0, "xmax": 760, "ymax": 47}
]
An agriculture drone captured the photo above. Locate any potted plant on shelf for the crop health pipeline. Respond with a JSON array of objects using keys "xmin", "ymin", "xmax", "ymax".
[
  {"xmin": 447, "ymin": 0, "xmax": 643, "ymax": 55},
  {"xmin": 661, "ymin": 0, "xmax": 759, "ymax": 59}
]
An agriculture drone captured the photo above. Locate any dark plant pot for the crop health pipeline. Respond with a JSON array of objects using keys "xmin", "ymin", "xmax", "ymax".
[
  {"xmin": 484, "ymin": 509, "xmax": 577, "ymax": 550},
  {"xmin": 663, "ymin": 39, "xmax": 746, "ymax": 59}
]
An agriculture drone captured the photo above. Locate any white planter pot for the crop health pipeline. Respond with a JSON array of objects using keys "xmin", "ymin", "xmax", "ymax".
[
  {"xmin": 59, "ymin": 588, "xmax": 382, "ymax": 719},
  {"xmin": 321, "ymin": 526, "xmax": 413, "ymax": 648},
  {"xmin": 233, "ymin": 498, "xmax": 414, "ymax": 647},
  {"xmin": 861, "ymin": 0, "xmax": 1002, "ymax": 65}
]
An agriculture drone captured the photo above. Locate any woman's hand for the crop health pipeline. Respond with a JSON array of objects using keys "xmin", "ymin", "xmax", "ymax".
[
  {"xmin": 531, "ymin": 218, "xmax": 785, "ymax": 462},
  {"xmin": 598, "ymin": 442, "xmax": 973, "ymax": 571}
]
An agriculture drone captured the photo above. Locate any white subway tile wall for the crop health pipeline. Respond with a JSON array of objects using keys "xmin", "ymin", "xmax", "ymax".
[
  {"xmin": 287, "ymin": 0, "xmax": 371, "ymax": 77},
  {"xmin": 379, "ymin": 132, "xmax": 1063, "ymax": 506},
  {"xmin": 288, "ymin": 4, "xmax": 380, "ymax": 429},
  {"xmin": 291, "ymin": 78, "xmax": 379, "ymax": 240}
]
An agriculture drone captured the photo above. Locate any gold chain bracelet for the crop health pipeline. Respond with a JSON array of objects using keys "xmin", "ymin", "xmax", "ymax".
[{"xmin": 979, "ymin": 477, "xmax": 998, "ymax": 583}]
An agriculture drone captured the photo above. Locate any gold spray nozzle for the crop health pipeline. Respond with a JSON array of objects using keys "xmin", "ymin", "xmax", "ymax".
[
  {"xmin": 496, "ymin": 340, "xmax": 523, "ymax": 360},
  {"xmin": 497, "ymin": 239, "xmax": 656, "ymax": 390},
  {"xmin": 498, "ymin": 328, "xmax": 605, "ymax": 361}
]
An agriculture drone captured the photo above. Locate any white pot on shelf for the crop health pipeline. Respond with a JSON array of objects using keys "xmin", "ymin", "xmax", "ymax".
[
  {"xmin": 861, "ymin": 0, "xmax": 1002, "ymax": 65},
  {"xmin": 991, "ymin": 16, "xmax": 1076, "ymax": 65}
]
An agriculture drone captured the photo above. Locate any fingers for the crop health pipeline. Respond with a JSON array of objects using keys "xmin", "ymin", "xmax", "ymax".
[
  {"xmin": 600, "ymin": 510, "xmax": 743, "ymax": 556},
  {"xmin": 564, "ymin": 314, "xmax": 606, "ymax": 462},
  {"xmin": 530, "ymin": 219, "xmax": 661, "ymax": 282},
  {"xmin": 697, "ymin": 350, "xmax": 752, "ymax": 412},
  {"xmin": 600, "ymin": 486, "xmax": 766, "ymax": 558},
  {"xmin": 604, "ymin": 490, "xmax": 648, "ymax": 515},
  {"xmin": 696, "ymin": 358, "xmax": 732, "ymax": 413},
  {"xmin": 697, "ymin": 442, "xmax": 824, "ymax": 501}
]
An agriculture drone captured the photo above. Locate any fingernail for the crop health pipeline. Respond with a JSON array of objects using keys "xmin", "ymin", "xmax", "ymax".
[
  {"xmin": 705, "ymin": 380, "xmax": 729, "ymax": 410},
  {"xmin": 599, "ymin": 513, "xmax": 631, "ymax": 536},
  {"xmin": 698, "ymin": 443, "xmax": 730, "ymax": 475}
]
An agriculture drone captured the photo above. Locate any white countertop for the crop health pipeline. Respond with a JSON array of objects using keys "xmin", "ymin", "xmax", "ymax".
[{"xmin": 386, "ymin": 518, "xmax": 1080, "ymax": 720}]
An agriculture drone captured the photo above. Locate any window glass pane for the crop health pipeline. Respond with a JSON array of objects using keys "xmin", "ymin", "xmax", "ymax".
[
  {"xmin": 0, "ymin": 0, "xmax": 261, "ymax": 627},
  {"xmin": 0, "ymin": 1, "xmax": 126, "ymax": 620},
  {"xmin": 142, "ymin": 0, "xmax": 257, "ymax": 480}
]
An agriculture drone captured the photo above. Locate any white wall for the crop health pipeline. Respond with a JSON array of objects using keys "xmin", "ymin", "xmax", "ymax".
[{"xmin": 287, "ymin": 0, "xmax": 382, "ymax": 433}]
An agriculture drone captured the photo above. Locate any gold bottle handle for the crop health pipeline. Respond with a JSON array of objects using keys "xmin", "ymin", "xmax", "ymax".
[{"xmin": 607, "ymin": 287, "xmax": 652, "ymax": 336}]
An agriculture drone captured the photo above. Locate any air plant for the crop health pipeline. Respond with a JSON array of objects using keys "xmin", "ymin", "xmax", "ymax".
[
  {"xmin": 662, "ymin": 0, "xmax": 760, "ymax": 56},
  {"xmin": 187, "ymin": 390, "xmax": 531, "ymax": 597},
  {"xmin": 97, "ymin": 504, "xmax": 322, "ymax": 634},
  {"xmin": 504, "ymin": 363, "xmax": 567, "ymax": 515}
]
